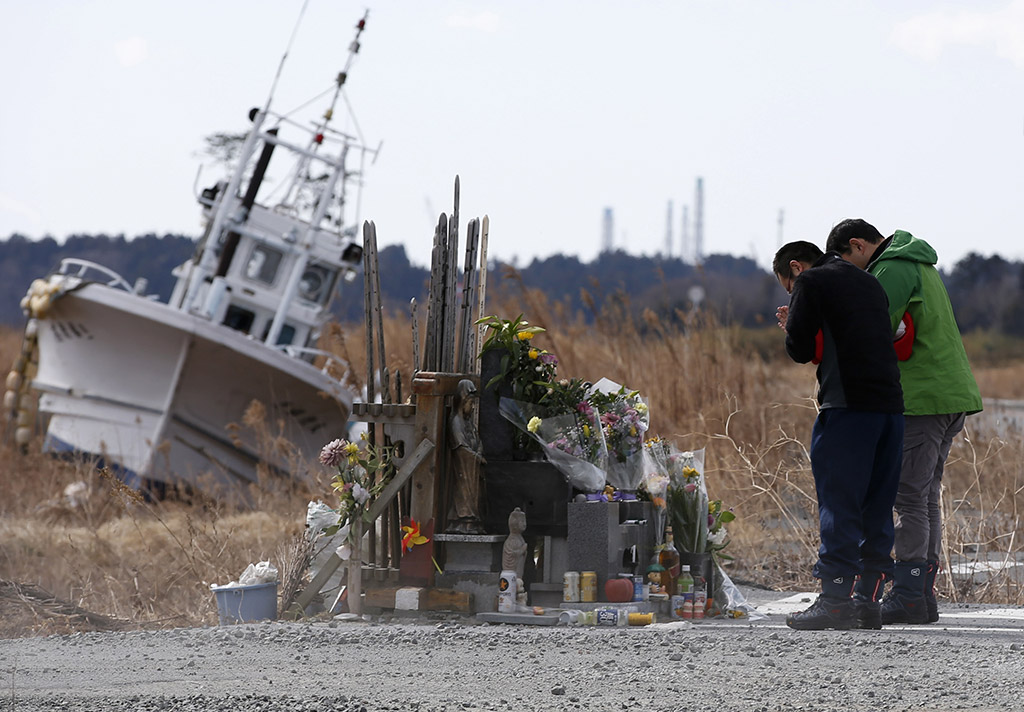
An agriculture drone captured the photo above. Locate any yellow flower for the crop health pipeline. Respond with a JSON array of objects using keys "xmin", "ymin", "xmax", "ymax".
[
  {"xmin": 347, "ymin": 455, "xmax": 359, "ymax": 467},
  {"xmin": 683, "ymin": 466, "xmax": 698, "ymax": 478},
  {"xmin": 516, "ymin": 331, "xmax": 534, "ymax": 341},
  {"xmin": 630, "ymin": 425, "xmax": 637, "ymax": 437},
  {"xmin": 527, "ymin": 416, "xmax": 542, "ymax": 433},
  {"xmin": 635, "ymin": 402, "xmax": 649, "ymax": 415},
  {"xmin": 583, "ymin": 424, "xmax": 590, "ymax": 437},
  {"xmin": 528, "ymin": 348, "xmax": 539, "ymax": 359},
  {"xmin": 343, "ymin": 442, "xmax": 359, "ymax": 456}
]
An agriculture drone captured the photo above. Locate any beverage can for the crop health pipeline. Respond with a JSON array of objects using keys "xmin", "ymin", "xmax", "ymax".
[
  {"xmin": 498, "ymin": 570, "xmax": 517, "ymax": 613},
  {"xmin": 670, "ymin": 594, "xmax": 687, "ymax": 620},
  {"xmin": 563, "ymin": 571, "xmax": 580, "ymax": 602},
  {"xmin": 632, "ymin": 575, "xmax": 644, "ymax": 602},
  {"xmin": 580, "ymin": 571, "xmax": 597, "ymax": 602},
  {"xmin": 628, "ymin": 612, "xmax": 654, "ymax": 626}
]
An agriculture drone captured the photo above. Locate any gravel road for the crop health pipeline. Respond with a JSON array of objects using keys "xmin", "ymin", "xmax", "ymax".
[{"xmin": 3, "ymin": 590, "xmax": 1023, "ymax": 711}]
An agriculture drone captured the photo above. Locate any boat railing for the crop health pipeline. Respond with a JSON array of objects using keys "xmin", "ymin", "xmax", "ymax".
[
  {"xmin": 275, "ymin": 345, "xmax": 351, "ymax": 378},
  {"xmin": 57, "ymin": 259, "xmax": 137, "ymax": 293}
]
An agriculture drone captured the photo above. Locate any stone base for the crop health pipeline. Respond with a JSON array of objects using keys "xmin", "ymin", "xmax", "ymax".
[
  {"xmin": 529, "ymin": 582, "xmax": 563, "ymax": 608},
  {"xmin": 434, "ymin": 571, "xmax": 502, "ymax": 614},
  {"xmin": 435, "ymin": 533, "xmax": 505, "ymax": 574}
]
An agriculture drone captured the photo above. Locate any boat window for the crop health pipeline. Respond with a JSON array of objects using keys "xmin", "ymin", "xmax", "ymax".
[
  {"xmin": 261, "ymin": 321, "xmax": 296, "ymax": 346},
  {"xmin": 245, "ymin": 244, "xmax": 283, "ymax": 285},
  {"xmin": 298, "ymin": 264, "xmax": 337, "ymax": 305},
  {"xmin": 223, "ymin": 305, "xmax": 255, "ymax": 334}
]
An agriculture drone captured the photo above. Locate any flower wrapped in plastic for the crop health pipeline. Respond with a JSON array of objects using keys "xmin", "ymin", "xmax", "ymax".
[
  {"xmin": 641, "ymin": 437, "xmax": 672, "ymax": 544},
  {"xmin": 499, "ymin": 396, "xmax": 607, "ymax": 493},
  {"xmin": 665, "ymin": 448, "xmax": 710, "ymax": 554},
  {"xmin": 587, "ymin": 379, "xmax": 650, "ymax": 492}
]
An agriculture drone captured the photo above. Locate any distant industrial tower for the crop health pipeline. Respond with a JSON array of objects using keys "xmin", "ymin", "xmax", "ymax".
[
  {"xmin": 680, "ymin": 205, "xmax": 689, "ymax": 263},
  {"xmin": 664, "ymin": 200, "xmax": 674, "ymax": 257},
  {"xmin": 602, "ymin": 207, "xmax": 614, "ymax": 253},
  {"xmin": 694, "ymin": 177, "xmax": 704, "ymax": 263},
  {"xmin": 777, "ymin": 209, "xmax": 785, "ymax": 247}
]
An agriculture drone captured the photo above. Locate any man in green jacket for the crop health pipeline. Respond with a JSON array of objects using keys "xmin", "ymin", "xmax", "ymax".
[{"xmin": 826, "ymin": 219, "xmax": 982, "ymax": 625}]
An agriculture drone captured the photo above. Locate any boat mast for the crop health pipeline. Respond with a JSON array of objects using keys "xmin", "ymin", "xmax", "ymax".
[{"xmin": 263, "ymin": 13, "xmax": 370, "ymax": 347}]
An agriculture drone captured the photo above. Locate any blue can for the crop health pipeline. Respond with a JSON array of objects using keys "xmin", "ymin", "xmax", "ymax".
[{"xmin": 632, "ymin": 575, "xmax": 644, "ymax": 602}]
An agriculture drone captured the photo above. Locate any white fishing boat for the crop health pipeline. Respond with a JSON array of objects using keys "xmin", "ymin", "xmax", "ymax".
[{"xmin": 11, "ymin": 14, "xmax": 376, "ymax": 498}]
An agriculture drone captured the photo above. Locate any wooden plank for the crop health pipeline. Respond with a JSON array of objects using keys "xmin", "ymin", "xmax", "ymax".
[
  {"xmin": 422, "ymin": 588, "xmax": 472, "ymax": 613},
  {"xmin": 366, "ymin": 437, "xmax": 435, "ymax": 522},
  {"xmin": 362, "ymin": 221, "xmax": 376, "ymax": 403},
  {"xmin": 475, "ymin": 215, "xmax": 489, "ymax": 369}
]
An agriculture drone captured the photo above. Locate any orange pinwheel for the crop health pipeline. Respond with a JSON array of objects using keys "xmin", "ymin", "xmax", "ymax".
[{"xmin": 401, "ymin": 519, "xmax": 429, "ymax": 554}]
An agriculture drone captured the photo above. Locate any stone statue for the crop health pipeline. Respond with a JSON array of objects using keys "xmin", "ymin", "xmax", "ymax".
[
  {"xmin": 446, "ymin": 379, "xmax": 486, "ymax": 534},
  {"xmin": 502, "ymin": 507, "xmax": 528, "ymax": 580}
]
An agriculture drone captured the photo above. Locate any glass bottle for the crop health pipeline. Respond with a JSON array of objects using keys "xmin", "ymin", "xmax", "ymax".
[{"xmin": 659, "ymin": 527, "xmax": 681, "ymax": 597}]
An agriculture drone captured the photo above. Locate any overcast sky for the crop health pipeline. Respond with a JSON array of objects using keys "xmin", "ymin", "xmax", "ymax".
[{"xmin": 2, "ymin": 1, "xmax": 1023, "ymax": 271}]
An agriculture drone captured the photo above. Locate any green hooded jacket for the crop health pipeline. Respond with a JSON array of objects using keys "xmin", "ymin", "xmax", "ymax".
[{"xmin": 868, "ymin": 230, "xmax": 982, "ymax": 416}]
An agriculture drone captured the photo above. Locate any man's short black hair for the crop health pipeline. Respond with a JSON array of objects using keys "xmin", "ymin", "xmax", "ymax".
[
  {"xmin": 825, "ymin": 218, "xmax": 885, "ymax": 255},
  {"xmin": 773, "ymin": 241, "xmax": 824, "ymax": 278}
]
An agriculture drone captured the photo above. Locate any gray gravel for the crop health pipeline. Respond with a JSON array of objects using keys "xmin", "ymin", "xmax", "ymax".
[{"xmin": 3, "ymin": 593, "xmax": 1024, "ymax": 711}]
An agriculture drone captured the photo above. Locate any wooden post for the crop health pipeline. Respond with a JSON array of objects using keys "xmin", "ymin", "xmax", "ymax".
[{"xmin": 347, "ymin": 516, "xmax": 363, "ymax": 616}]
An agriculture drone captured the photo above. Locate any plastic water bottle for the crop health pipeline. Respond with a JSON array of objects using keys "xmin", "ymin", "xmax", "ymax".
[{"xmin": 693, "ymin": 574, "xmax": 707, "ymax": 620}]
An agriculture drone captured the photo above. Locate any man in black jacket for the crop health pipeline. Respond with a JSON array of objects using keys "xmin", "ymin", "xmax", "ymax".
[{"xmin": 774, "ymin": 241, "xmax": 905, "ymax": 630}]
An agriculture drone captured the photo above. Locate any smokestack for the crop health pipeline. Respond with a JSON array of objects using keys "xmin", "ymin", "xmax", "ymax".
[
  {"xmin": 602, "ymin": 207, "xmax": 614, "ymax": 253},
  {"xmin": 681, "ymin": 205, "xmax": 689, "ymax": 263},
  {"xmin": 694, "ymin": 177, "xmax": 704, "ymax": 264},
  {"xmin": 664, "ymin": 200, "xmax": 673, "ymax": 257}
]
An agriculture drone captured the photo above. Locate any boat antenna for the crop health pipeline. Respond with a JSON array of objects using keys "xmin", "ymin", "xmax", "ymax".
[
  {"xmin": 264, "ymin": 0, "xmax": 313, "ymax": 112},
  {"xmin": 315, "ymin": 10, "xmax": 369, "ymax": 140}
]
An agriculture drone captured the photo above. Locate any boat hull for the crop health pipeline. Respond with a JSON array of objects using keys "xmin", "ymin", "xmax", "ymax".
[{"xmin": 32, "ymin": 283, "xmax": 353, "ymax": 497}]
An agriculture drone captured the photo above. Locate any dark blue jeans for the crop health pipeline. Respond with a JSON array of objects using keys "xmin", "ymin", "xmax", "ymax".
[{"xmin": 810, "ymin": 408, "xmax": 904, "ymax": 581}]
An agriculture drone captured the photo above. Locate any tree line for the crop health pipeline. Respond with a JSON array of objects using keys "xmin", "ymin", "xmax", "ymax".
[{"xmin": 0, "ymin": 233, "xmax": 1019, "ymax": 337}]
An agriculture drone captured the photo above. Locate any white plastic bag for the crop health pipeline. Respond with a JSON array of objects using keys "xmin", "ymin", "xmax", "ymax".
[{"xmin": 238, "ymin": 560, "xmax": 279, "ymax": 585}]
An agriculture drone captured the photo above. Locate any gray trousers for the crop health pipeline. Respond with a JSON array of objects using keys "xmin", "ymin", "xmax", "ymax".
[{"xmin": 893, "ymin": 412, "xmax": 966, "ymax": 562}]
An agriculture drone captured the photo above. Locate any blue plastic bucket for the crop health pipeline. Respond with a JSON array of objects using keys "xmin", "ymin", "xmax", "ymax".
[{"xmin": 211, "ymin": 582, "xmax": 278, "ymax": 624}]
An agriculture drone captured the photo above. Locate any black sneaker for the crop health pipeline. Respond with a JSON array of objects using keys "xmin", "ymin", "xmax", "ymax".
[
  {"xmin": 879, "ymin": 591, "xmax": 928, "ymax": 625},
  {"xmin": 852, "ymin": 595, "xmax": 881, "ymax": 630},
  {"xmin": 786, "ymin": 595, "xmax": 854, "ymax": 631},
  {"xmin": 924, "ymin": 593, "xmax": 939, "ymax": 624}
]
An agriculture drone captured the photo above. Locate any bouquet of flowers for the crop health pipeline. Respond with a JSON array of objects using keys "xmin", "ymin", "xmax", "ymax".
[
  {"xmin": 664, "ymin": 448, "xmax": 734, "ymax": 556},
  {"xmin": 587, "ymin": 379, "xmax": 650, "ymax": 491},
  {"xmin": 317, "ymin": 434, "xmax": 395, "ymax": 561},
  {"xmin": 477, "ymin": 314, "xmax": 559, "ymax": 404},
  {"xmin": 641, "ymin": 437, "xmax": 672, "ymax": 545},
  {"xmin": 499, "ymin": 394, "xmax": 607, "ymax": 492}
]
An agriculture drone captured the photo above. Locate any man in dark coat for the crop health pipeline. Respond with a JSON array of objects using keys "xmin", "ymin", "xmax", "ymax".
[{"xmin": 774, "ymin": 240, "xmax": 904, "ymax": 630}]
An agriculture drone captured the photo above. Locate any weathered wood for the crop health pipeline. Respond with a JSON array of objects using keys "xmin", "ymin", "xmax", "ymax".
[
  {"xmin": 366, "ymin": 437, "xmax": 435, "ymax": 521},
  {"xmin": 475, "ymin": 215, "xmax": 490, "ymax": 368},
  {"xmin": 410, "ymin": 298, "xmax": 419, "ymax": 378},
  {"xmin": 363, "ymin": 586, "xmax": 472, "ymax": 613},
  {"xmin": 442, "ymin": 178, "xmax": 460, "ymax": 372},
  {"xmin": 456, "ymin": 217, "xmax": 479, "ymax": 373},
  {"xmin": 362, "ymin": 220, "xmax": 375, "ymax": 403}
]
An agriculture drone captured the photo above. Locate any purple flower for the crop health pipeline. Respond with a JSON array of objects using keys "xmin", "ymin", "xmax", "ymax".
[{"xmin": 539, "ymin": 352, "xmax": 558, "ymax": 366}]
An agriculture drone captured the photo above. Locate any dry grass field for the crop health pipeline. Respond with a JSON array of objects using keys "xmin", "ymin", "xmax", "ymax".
[{"xmin": 1, "ymin": 283, "xmax": 1022, "ymax": 637}]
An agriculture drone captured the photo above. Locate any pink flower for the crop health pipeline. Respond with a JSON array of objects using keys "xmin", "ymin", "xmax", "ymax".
[
  {"xmin": 319, "ymin": 439, "xmax": 347, "ymax": 467},
  {"xmin": 684, "ymin": 482, "xmax": 697, "ymax": 493}
]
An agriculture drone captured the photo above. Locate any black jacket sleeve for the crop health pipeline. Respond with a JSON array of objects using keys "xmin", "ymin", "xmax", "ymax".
[{"xmin": 785, "ymin": 274, "xmax": 821, "ymax": 364}]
